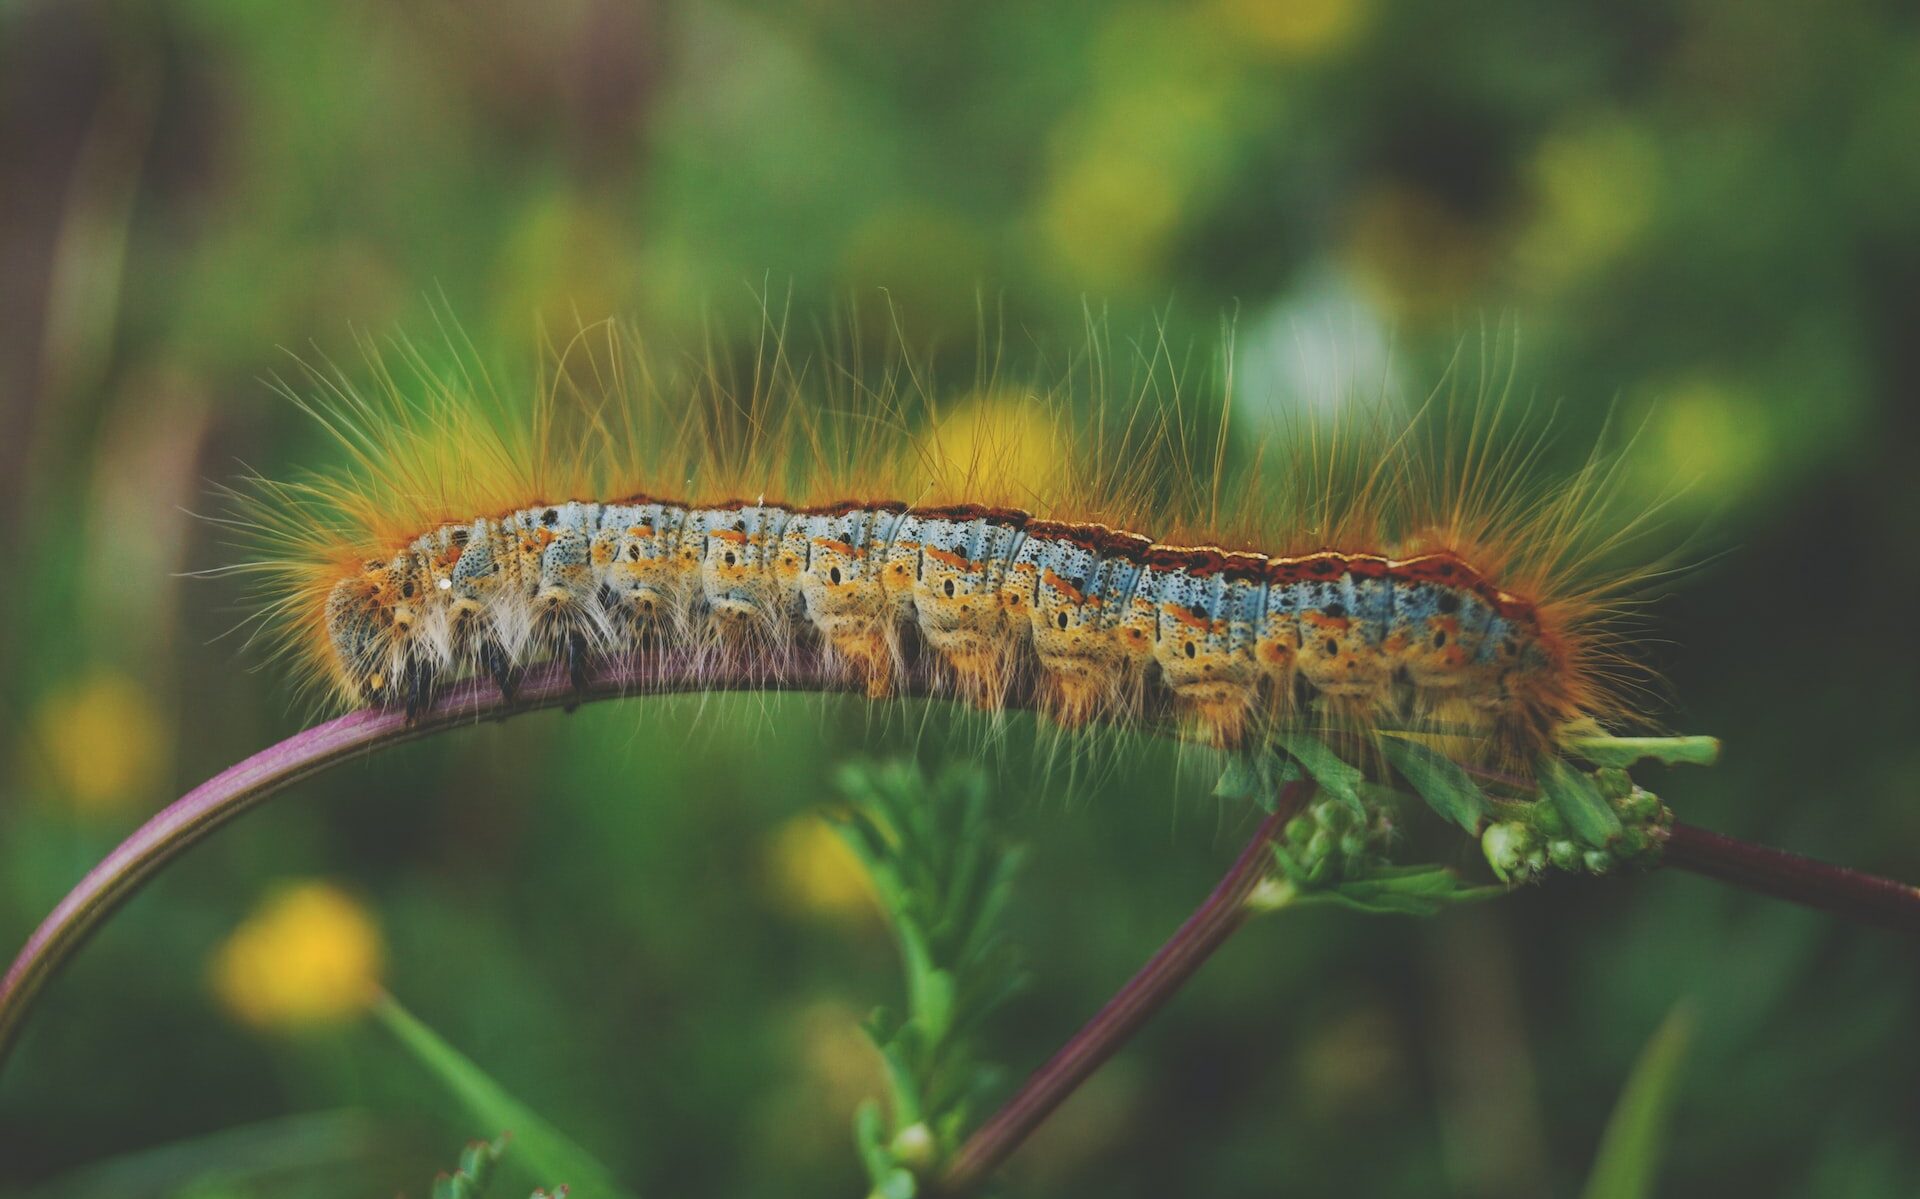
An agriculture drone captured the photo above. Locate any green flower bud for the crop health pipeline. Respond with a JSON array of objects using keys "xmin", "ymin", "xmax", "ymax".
[
  {"xmin": 1615, "ymin": 786, "xmax": 1663, "ymax": 824},
  {"xmin": 1595, "ymin": 767, "xmax": 1633, "ymax": 800},
  {"xmin": 1482, "ymin": 821, "xmax": 1539, "ymax": 883},
  {"xmin": 1307, "ymin": 828, "xmax": 1336, "ymax": 866},
  {"xmin": 1584, "ymin": 849, "xmax": 1614, "ymax": 875},
  {"xmin": 1531, "ymin": 802, "xmax": 1567, "ymax": 838},
  {"xmin": 1548, "ymin": 839, "xmax": 1582, "ymax": 872},
  {"xmin": 1312, "ymin": 799, "xmax": 1353, "ymax": 832},
  {"xmin": 1285, "ymin": 815, "xmax": 1315, "ymax": 847},
  {"xmin": 890, "ymin": 1122, "xmax": 937, "ymax": 1172},
  {"xmin": 1338, "ymin": 832, "xmax": 1370, "ymax": 860}
]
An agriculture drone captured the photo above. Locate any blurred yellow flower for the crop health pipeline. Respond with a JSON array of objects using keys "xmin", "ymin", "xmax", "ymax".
[
  {"xmin": 1040, "ymin": 150, "xmax": 1184, "ymax": 291},
  {"xmin": 766, "ymin": 815, "xmax": 878, "ymax": 921},
  {"xmin": 211, "ymin": 882, "xmax": 385, "ymax": 1030},
  {"xmin": 1516, "ymin": 115, "xmax": 1660, "ymax": 290},
  {"xmin": 1643, "ymin": 378, "xmax": 1773, "ymax": 502},
  {"xmin": 1040, "ymin": 10, "xmax": 1238, "ymax": 290},
  {"xmin": 1211, "ymin": 0, "xmax": 1369, "ymax": 58},
  {"xmin": 29, "ymin": 672, "xmax": 165, "ymax": 817},
  {"xmin": 794, "ymin": 998, "xmax": 887, "ymax": 1110},
  {"xmin": 926, "ymin": 390, "xmax": 1068, "ymax": 508}
]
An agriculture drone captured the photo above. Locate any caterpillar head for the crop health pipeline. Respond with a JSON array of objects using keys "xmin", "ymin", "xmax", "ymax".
[{"xmin": 324, "ymin": 560, "xmax": 405, "ymax": 703}]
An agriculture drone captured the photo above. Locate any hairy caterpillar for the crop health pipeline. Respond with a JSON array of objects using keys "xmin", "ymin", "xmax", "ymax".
[{"xmin": 229, "ymin": 318, "xmax": 1662, "ymax": 769}]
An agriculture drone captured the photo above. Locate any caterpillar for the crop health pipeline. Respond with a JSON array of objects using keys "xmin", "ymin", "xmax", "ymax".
[{"xmin": 229, "ymin": 318, "xmax": 1663, "ymax": 769}]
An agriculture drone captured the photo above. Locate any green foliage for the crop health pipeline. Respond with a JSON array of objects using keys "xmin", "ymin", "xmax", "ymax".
[
  {"xmin": 1580, "ymin": 1005, "xmax": 1695, "ymax": 1199},
  {"xmin": 373, "ymin": 996, "xmax": 633, "ymax": 1199},
  {"xmin": 1537, "ymin": 755, "xmax": 1627, "ymax": 848},
  {"xmin": 1566, "ymin": 736, "xmax": 1722, "ymax": 769},
  {"xmin": 1249, "ymin": 733, "xmax": 1699, "ymax": 899},
  {"xmin": 1255, "ymin": 783, "xmax": 1499, "ymax": 917},
  {"xmin": 6, "ymin": 0, "xmax": 1913, "ymax": 1188},
  {"xmin": 1376, "ymin": 734, "xmax": 1490, "ymax": 833},
  {"xmin": 429, "ymin": 1136, "xmax": 508, "ymax": 1199},
  {"xmin": 831, "ymin": 760, "xmax": 1027, "ymax": 1197},
  {"xmin": 1273, "ymin": 733, "xmax": 1366, "ymax": 819},
  {"xmin": 1482, "ymin": 766, "xmax": 1675, "ymax": 885},
  {"xmin": 417, "ymin": 1134, "xmax": 570, "ymax": 1199}
]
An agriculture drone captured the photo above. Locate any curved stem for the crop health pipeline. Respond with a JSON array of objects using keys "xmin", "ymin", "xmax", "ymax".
[
  {"xmin": 937, "ymin": 781, "xmax": 1313, "ymax": 1196},
  {"xmin": 1665, "ymin": 822, "xmax": 1920, "ymax": 934},
  {"xmin": 7, "ymin": 640, "xmax": 1920, "ymax": 1113},
  {"xmin": 0, "ymin": 645, "xmax": 1055, "ymax": 1071}
]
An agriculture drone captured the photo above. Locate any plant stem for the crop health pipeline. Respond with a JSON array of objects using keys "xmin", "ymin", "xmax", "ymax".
[
  {"xmin": 0, "ymin": 645, "xmax": 1059, "ymax": 1071},
  {"xmin": 1665, "ymin": 822, "xmax": 1920, "ymax": 934},
  {"xmin": 6, "ymin": 644, "xmax": 1920, "ymax": 1087},
  {"xmin": 936, "ymin": 781, "xmax": 1313, "ymax": 1196}
]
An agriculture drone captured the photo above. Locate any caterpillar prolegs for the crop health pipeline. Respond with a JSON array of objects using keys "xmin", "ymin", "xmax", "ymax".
[{"xmin": 325, "ymin": 495, "xmax": 1571, "ymax": 751}]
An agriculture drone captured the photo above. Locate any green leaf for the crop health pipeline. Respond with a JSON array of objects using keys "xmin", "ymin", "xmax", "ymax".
[
  {"xmin": 1300, "ymin": 867, "xmax": 1501, "ymax": 916},
  {"xmin": 373, "ymin": 994, "xmax": 639, "ymax": 1199},
  {"xmin": 916, "ymin": 966, "xmax": 957, "ymax": 1047},
  {"xmin": 1378, "ymin": 734, "xmax": 1489, "ymax": 832},
  {"xmin": 1212, "ymin": 755, "xmax": 1265, "ymax": 803},
  {"xmin": 1274, "ymin": 733, "xmax": 1364, "ymax": 818},
  {"xmin": 1581, "ymin": 1004, "xmax": 1695, "ymax": 1199},
  {"xmin": 1536, "ymin": 757, "xmax": 1624, "ymax": 847},
  {"xmin": 833, "ymin": 758, "xmax": 1028, "ymax": 1177},
  {"xmin": 853, "ymin": 1100, "xmax": 891, "ymax": 1185},
  {"xmin": 1567, "ymin": 736, "xmax": 1721, "ymax": 768}
]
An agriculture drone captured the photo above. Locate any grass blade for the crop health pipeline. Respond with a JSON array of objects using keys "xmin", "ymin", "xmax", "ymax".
[
  {"xmin": 373, "ymin": 992, "xmax": 638, "ymax": 1199},
  {"xmin": 1581, "ymin": 1003, "xmax": 1694, "ymax": 1199}
]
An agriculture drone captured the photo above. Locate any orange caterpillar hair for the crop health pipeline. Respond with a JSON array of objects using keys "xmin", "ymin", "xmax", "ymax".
[{"xmin": 221, "ymin": 315, "xmax": 1672, "ymax": 773}]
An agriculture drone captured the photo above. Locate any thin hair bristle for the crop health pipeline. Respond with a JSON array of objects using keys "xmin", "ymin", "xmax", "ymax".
[{"xmin": 219, "ymin": 309, "xmax": 1691, "ymax": 768}]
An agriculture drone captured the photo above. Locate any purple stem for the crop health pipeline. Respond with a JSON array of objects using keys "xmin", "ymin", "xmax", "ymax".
[
  {"xmin": 0, "ymin": 645, "xmax": 1040, "ymax": 1070},
  {"xmin": 936, "ymin": 780, "xmax": 1313, "ymax": 1196},
  {"xmin": 1664, "ymin": 822, "xmax": 1920, "ymax": 934}
]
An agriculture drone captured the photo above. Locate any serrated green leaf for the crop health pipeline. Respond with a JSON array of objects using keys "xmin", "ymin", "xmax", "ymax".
[
  {"xmin": 834, "ymin": 759, "xmax": 1027, "ymax": 1178},
  {"xmin": 458, "ymin": 1137, "xmax": 506, "ymax": 1185},
  {"xmin": 1275, "ymin": 734, "xmax": 1363, "ymax": 817},
  {"xmin": 1581, "ymin": 1004, "xmax": 1694, "ymax": 1199},
  {"xmin": 1378, "ymin": 735, "xmax": 1489, "ymax": 832},
  {"xmin": 1567, "ymin": 736, "xmax": 1721, "ymax": 768},
  {"xmin": 1536, "ymin": 757, "xmax": 1624, "ymax": 847},
  {"xmin": 373, "ymin": 995, "xmax": 638, "ymax": 1199}
]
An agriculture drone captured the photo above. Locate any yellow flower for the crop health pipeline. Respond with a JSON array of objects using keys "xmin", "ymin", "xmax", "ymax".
[
  {"xmin": 1040, "ymin": 149, "xmax": 1184, "ymax": 291},
  {"xmin": 1516, "ymin": 115, "xmax": 1660, "ymax": 290},
  {"xmin": 1210, "ymin": 0, "xmax": 1369, "ymax": 59},
  {"xmin": 1641, "ymin": 377, "xmax": 1774, "ymax": 503},
  {"xmin": 30, "ymin": 672, "xmax": 165, "ymax": 817},
  {"xmin": 766, "ymin": 816, "xmax": 878, "ymax": 921},
  {"xmin": 211, "ymin": 881, "xmax": 385, "ymax": 1030},
  {"xmin": 925, "ymin": 391, "xmax": 1069, "ymax": 508}
]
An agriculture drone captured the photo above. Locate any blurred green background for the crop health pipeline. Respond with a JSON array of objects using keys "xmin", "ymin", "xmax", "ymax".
[{"xmin": 3, "ymin": 0, "xmax": 1919, "ymax": 1195}]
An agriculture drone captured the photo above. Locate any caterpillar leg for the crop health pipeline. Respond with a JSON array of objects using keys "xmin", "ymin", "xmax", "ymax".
[
  {"xmin": 482, "ymin": 641, "xmax": 519, "ymax": 705},
  {"xmin": 563, "ymin": 629, "xmax": 590, "ymax": 711},
  {"xmin": 402, "ymin": 658, "xmax": 438, "ymax": 724}
]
